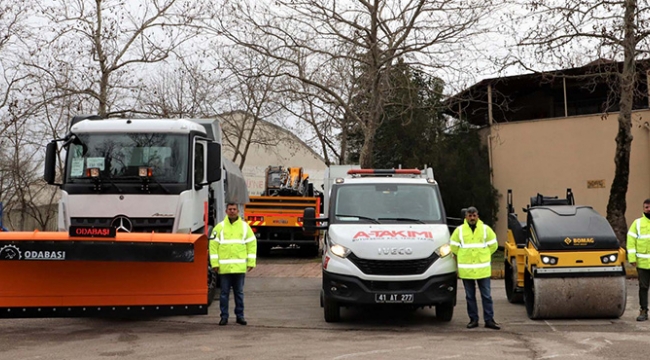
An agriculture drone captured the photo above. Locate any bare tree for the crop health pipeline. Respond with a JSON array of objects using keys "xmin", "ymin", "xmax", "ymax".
[
  {"xmin": 136, "ymin": 59, "xmax": 221, "ymax": 118},
  {"xmin": 27, "ymin": 0, "xmax": 210, "ymax": 117},
  {"xmin": 215, "ymin": 45, "xmax": 289, "ymax": 168},
  {"xmin": 211, "ymin": 0, "xmax": 497, "ymax": 167},
  {"xmin": 508, "ymin": 0, "xmax": 649, "ymax": 243}
]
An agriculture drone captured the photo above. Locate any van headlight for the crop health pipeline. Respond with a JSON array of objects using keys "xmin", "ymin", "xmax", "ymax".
[
  {"xmin": 436, "ymin": 244, "xmax": 452, "ymax": 258},
  {"xmin": 330, "ymin": 244, "xmax": 351, "ymax": 258}
]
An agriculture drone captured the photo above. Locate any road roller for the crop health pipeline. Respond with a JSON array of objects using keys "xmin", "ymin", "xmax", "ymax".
[{"xmin": 504, "ymin": 189, "xmax": 626, "ymax": 319}]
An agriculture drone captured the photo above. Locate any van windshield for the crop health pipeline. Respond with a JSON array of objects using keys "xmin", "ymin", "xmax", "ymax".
[
  {"xmin": 333, "ymin": 184, "xmax": 443, "ymax": 223},
  {"xmin": 65, "ymin": 133, "xmax": 189, "ymax": 184}
]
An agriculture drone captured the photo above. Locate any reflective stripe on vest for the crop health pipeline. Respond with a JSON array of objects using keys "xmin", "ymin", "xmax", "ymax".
[
  {"xmin": 220, "ymin": 220, "xmax": 248, "ymax": 243},
  {"xmin": 637, "ymin": 220, "xmax": 650, "ymax": 239},
  {"xmin": 458, "ymin": 262, "xmax": 491, "ymax": 269},
  {"xmin": 458, "ymin": 224, "xmax": 488, "ymax": 248}
]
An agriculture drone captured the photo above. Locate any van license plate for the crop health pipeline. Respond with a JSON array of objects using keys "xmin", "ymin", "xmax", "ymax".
[{"xmin": 375, "ymin": 293, "xmax": 414, "ymax": 303}]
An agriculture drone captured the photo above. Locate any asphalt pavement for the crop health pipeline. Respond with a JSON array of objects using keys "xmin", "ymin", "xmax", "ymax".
[{"xmin": 0, "ymin": 260, "xmax": 648, "ymax": 360}]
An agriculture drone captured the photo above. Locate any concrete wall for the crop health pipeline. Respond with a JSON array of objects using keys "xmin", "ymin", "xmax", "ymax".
[{"xmin": 483, "ymin": 110, "xmax": 650, "ymax": 244}]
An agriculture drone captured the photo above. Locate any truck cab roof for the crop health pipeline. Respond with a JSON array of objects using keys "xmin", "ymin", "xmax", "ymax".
[{"xmin": 70, "ymin": 118, "xmax": 208, "ymax": 135}]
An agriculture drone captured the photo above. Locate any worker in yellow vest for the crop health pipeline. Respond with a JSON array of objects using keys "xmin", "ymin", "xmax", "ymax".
[
  {"xmin": 627, "ymin": 198, "xmax": 650, "ymax": 321},
  {"xmin": 450, "ymin": 206, "xmax": 500, "ymax": 330},
  {"xmin": 210, "ymin": 203, "xmax": 257, "ymax": 326}
]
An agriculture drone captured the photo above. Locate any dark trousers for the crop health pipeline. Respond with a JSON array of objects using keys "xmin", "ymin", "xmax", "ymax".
[
  {"xmin": 220, "ymin": 273, "xmax": 246, "ymax": 320},
  {"xmin": 462, "ymin": 277, "xmax": 494, "ymax": 322},
  {"xmin": 639, "ymin": 268, "xmax": 650, "ymax": 310}
]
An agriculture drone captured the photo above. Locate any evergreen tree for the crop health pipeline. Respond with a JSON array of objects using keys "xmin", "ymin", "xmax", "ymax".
[{"xmin": 347, "ymin": 62, "xmax": 499, "ymax": 225}]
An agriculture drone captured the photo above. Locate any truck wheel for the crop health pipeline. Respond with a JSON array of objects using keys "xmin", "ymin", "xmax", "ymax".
[
  {"xmin": 436, "ymin": 301, "xmax": 454, "ymax": 322},
  {"xmin": 510, "ymin": 261, "xmax": 524, "ymax": 303},
  {"xmin": 323, "ymin": 297, "xmax": 341, "ymax": 323},
  {"xmin": 207, "ymin": 265, "xmax": 218, "ymax": 306},
  {"xmin": 258, "ymin": 244, "xmax": 271, "ymax": 257},
  {"xmin": 505, "ymin": 260, "xmax": 523, "ymax": 304},
  {"xmin": 299, "ymin": 244, "xmax": 319, "ymax": 258}
]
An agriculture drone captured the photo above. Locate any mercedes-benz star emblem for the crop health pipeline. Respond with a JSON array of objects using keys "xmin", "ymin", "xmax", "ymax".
[{"xmin": 111, "ymin": 216, "xmax": 133, "ymax": 233}]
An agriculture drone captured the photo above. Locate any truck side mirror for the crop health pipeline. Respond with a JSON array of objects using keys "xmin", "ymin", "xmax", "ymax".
[
  {"xmin": 206, "ymin": 142, "xmax": 221, "ymax": 183},
  {"xmin": 44, "ymin": 142, "xmax": 59, "ymax": 186}
]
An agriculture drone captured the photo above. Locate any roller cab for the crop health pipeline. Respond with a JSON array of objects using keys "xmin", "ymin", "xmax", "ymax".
[{"xmin": 0, "ymin": 230, "xmax": 210, "ymax": 318}]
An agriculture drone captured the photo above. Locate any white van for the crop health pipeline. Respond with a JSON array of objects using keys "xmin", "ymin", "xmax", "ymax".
[{"xmin": 303, "ymin": 168, "xmax": 457, "ymax": 322}]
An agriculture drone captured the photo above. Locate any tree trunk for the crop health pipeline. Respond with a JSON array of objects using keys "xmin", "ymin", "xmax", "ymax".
[
  {"xmin": 606, "ymin": 0, "xmax": 636, "ymax": 247},
  {"xmin": 359, "ymin": 122, "xmax": 377, "ymax": 168}
]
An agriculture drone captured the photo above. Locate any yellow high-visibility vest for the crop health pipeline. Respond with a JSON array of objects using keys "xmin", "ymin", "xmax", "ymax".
[
  {"xmin": 210, "ymin": 217, "xmax": 257, "ymax": 274},
  {"xmin": 450, "ymin": 219, "xmax": 498, "ymax": 279},
  {"xmin": 627, "ymin": 216, "xmax": 650, "ymax": 269}
]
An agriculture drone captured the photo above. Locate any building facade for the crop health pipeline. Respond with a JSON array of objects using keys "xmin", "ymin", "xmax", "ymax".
[
  {"xmin": 448, "ymin": 60, "xmax": 650, "ymax": 244},
  {"xmin": 219, "ymin": 111, "xmax": 328, "ymax": 196}
]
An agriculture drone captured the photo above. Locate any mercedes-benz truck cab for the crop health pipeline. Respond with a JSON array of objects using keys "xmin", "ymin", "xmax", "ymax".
[{"xmin": 303, "ymin": 168, "xmax": 457, "ymax": 323}]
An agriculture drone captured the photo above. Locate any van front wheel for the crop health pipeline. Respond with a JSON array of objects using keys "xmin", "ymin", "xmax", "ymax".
[
  {"xmin": 436, "ymin": 301, "xmax": 454, "ymax": 322},
  {"xmin": 323, "ymin": 297, "xmax": 341, "ymax": 323}
]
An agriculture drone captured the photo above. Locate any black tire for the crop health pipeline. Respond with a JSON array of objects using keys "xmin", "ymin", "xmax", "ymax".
[
  {"xmin": 258, "ymin": 244, "xmax": 271, "ymax": 257},
  {"xmin": 524, "ymin": 270, "xmax": 537, "ymax": 319},
  {"xmin": 511, "ymin": 261, "xmax": 524, "ymax": 303},
  {"xmin": 505, "ymin": 260, "xmax": 524, "ymax": 304},
  {"xmin": 207, "ymin": 265, "xmax": 218, "ymax": 306},
  {"xmin": 299, "ymin": 244, "xmax": 319, "ymax": 258},
  {"xmin": 320, "ymin": 290, "xmax": 324, "ymax": 308},
  {"xmin": 436, "ymin": 301, "xmax": 454, "ymax": 322},
  {"xmin": 323, "ymin": 296, "xmax": 341, "ymax": 323}
]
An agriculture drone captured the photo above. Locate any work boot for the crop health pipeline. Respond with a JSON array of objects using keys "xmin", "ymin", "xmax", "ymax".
[
  {"xmin": 466, "ymin": 319, "xmax": 479, "ymax": 329},
  {"xmin": 485, "ymin": 319, "xmax": 501, "ymax": 330},
  {"xmin": 637, "ymin": 309, "xmax": 648, "ymax": 322},
  {"xmin": 219, "ymin": 318, "xmax": 228, "ymax": 326},
  {"xmin": 236, "ymin": 317, "xmax": 247, "ymax": 325}
]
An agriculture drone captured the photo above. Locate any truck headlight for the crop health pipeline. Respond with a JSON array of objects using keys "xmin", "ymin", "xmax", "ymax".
[
  {"xmin": 330, "ymin": 244, "xmax": 351, "ymax": 258},
  {"xmin": 436, "ymin": 244, "xmax": 452, "ymax": 258}
]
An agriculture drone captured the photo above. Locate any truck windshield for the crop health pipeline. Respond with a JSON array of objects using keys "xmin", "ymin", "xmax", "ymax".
[
  {"xmin": 65, "ymin": 133, "xmax": 189, "ymax": 183},
  {"xmin": 334, "ymin": 184, "xmax": 443, "ymax": 223}
]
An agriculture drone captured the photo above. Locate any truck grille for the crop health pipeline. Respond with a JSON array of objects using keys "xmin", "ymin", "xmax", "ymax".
[
  {"xmin": 71, "ymin": 217, "xmax": 175, "ymax": 233},
  {"xmin": 347, "ymin": 252, "xmax": 439, "ymax": 275}
]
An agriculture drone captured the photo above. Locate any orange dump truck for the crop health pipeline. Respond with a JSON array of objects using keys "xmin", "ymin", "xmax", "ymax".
[{"xmin": 245, "ymin": 166, "xmax": 322, "ymax": 256}]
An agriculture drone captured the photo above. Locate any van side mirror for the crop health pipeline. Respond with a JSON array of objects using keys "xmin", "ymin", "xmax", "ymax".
[
  {"xmin": 303, "ymin": 207, "xmax": 317, "ymax": 232},
  {"xmin": 303, "ymin": 207, "xmax": 328, "ymax": 231}
]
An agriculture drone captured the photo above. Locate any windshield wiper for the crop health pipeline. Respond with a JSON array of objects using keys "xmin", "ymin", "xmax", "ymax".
[
  {"xmin": 378, "ymin": 217, "xmax": 425, "ymax": 224},
  {"xmin": 100, "ymin": 174, "xmax": 124, "ymax": 193},
  {"xmin": 146, "ymin": 175, "xmax": 171, "ymax": 194},
  {"xmin": 335, "ymin": 214, "xmax": 380, "ymax": 224},
  {"xmin": 72, "ymin": 174, "xmax": 124, "ymax": 193}
]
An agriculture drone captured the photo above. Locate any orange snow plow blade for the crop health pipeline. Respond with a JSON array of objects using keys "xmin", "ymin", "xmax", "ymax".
[{"xmin": 0, "ymin": 230, "xmax": 209, "ymax": 318}]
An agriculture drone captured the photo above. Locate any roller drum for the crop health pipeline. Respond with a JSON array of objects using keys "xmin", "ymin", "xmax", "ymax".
[{"xmin": 526, "ymin": 276, "xmax": 626, "ymax": 319}]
